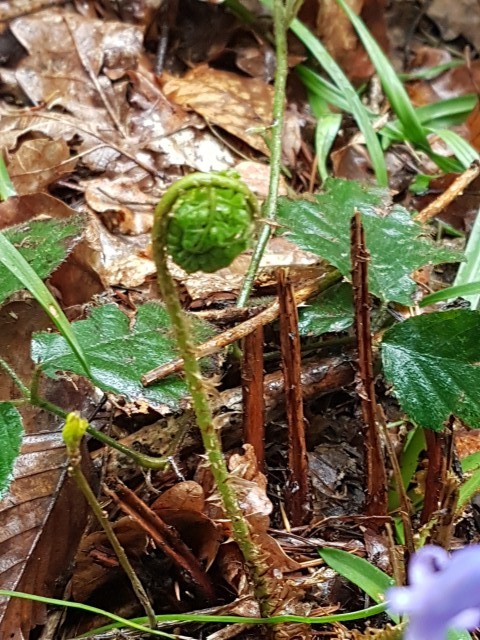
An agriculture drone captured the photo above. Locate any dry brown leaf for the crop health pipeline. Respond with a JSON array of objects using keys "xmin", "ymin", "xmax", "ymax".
[
  {"xmin": 427, "ymin": 0, "xmax": 480, "ymax": 50},
  {"xmin": 0, "ymin": 193, "xmax": 77, "ymax": 229},
  {"xmin": 11, "ymin": 12, "xmax": 142, "ymax": 122},
  {"xmin": 0, "ymin": 301, "xmax": 94, "ymax": 639},
  {"xmin": 408, "ymin": 57, "xmax": 480, "ymax": 106},
  {"xmin": 227, "ymin": 445, "xmax": 272, "ymax": 532},
  {"xmin": 235, "ymin": 161, "xmax": 288, "ymax": 199},
  {"xmin": 153, "ymin": 508, "xmax": 222, "ymax": 571},
  {"xmin": 161, "ymin": 65, "xmax": 274, "ymax": 155},
  {"xmin": 8, "ymin": 138, "xmax": 76, "ymax": 195},
  {"xmin": 253, "ymin": 533, "xmax": 302, "ymax": 573},
  {"xmin": 151, "ymin": 481, "xmax": 205, "ymax": 512},
  {"xmin": 84, "ymin": 177, "xmax": 156, "ymax": 235},
  {"xmin": 71, "ymin": 517, "xmax": 148, "ymax": 603},
  {"xmin": 70, "ymin": 211, "xmax": 155, "ymax": 291},
  {"xmin": 299, "ymin": 0, "xmax": 388, "ymax": 83}
]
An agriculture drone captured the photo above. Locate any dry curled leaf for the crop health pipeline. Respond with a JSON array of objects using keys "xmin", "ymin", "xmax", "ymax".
[
  {"xmin": 161, "ymin": 65, "xmax": 273, "ymax": 155},
  {"xmin": 7, "ymin": 138, "xmax": 76, "ymax": 195}
]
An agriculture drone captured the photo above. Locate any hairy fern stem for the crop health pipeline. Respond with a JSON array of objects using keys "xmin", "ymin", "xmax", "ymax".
[{"xmin": 152, "ymin": 172, "xmax": 274, "ymax": 613}]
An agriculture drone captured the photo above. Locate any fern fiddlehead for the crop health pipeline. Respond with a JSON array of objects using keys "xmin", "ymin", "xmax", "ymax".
[
  {"xmin": 152, "ymin": 172, "xmax": 272, "ymax": 611},
  {"xmin": 153, "ymin": 171, "xmax": 258, "ymax": 274}
]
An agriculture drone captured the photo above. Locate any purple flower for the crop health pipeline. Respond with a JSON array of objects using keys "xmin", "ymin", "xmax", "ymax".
[{"xmin": 386, "ymin": 545, "xmax": 480, "ymax": 640}]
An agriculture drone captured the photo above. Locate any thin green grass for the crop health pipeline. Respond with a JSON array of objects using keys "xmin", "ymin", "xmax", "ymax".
[
  {"xmin": 454, "ymin": 207, "xmax": 480, "ymax": 309},
  {"xmin": 0, "ymin": 589, "xmax": 387, "ymax": 638}
]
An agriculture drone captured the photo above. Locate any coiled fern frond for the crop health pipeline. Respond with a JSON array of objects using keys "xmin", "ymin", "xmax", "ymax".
[{"xmin": 154, "ymin": 172, "xmax": 258, "ymax": 274}]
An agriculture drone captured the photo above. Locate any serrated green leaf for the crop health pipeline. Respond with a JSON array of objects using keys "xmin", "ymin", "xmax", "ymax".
[
  {"xmin": 298, "ymin": 282, "xmax": 353, "ymax": 336},
  {"xmin": 0, "ymin": 216, "xmax": 84, "ymax": 304},
  {"xmin": 0, "ymin": 224, "xmax": 91, "ymax": 377},
  {"xmin": 319, "ymin": 548, "xmax": 398, "ymax": 622},
  {"xmin": 277, "ymin": 179, "xmax": 461, "ymax": 304},
  {"xmin": 32, "ymin": 302, "xmax": 216, "ymax": 409},
  {"xmin": 0, "ymin": 402, "xmax": 23, "ymax": 498},
  {"xmin": 382, "ymin": 310, "xmax": 480, "ymax": 430}
]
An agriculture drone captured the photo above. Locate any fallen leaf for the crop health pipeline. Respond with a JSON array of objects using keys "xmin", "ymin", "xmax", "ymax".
[
  {"xmin": 153, "ymin": 508, "xmax": 222, "ymax": 571},
  {"xmin": 0, "ymin": 193, "xmax": 77, "ymax": 229},
  {"xmin": 84, "ymin": 177, "xmax": 156, "ymax": 235},
  {"xmin": 151, "ymin": 481, "xmax": 205, "ymax": 512},
  {"xmin": 427, "ymin": 0, "xmax": 480, "ymax": 50},
  {"xmin": 11, "ymin": 12, "xmax": 142, "ymax": 122},
  {"xmin": 161, "ymin": 65, "xmax": 274, "ymax": 155},
  {"xmin": 71, "ymin": 517, "xmax": 148, "ymax": 602},
  {"xmin": 0, "ymin": 301, "xmax": 95, "ymax": 639},
  {"xmin": 7, "ymin": 138, "xmax": 76, "ymax": 195}
]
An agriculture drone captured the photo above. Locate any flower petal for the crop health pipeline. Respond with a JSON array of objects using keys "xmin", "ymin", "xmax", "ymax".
[
  {"xmin": 409, "ymin": 545, "xmax": 449, "ymax": 585},
  {"xmin": 449, "ymin": 607, "xmax": 480, "ymax": 630}
]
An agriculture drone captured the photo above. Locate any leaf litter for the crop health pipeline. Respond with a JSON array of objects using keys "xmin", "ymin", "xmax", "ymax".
[{"xmin": 0, "ymin": 0, "xmax": 480, "ymax": 639}]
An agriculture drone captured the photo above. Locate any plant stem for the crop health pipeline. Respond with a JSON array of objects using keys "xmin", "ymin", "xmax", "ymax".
[
  {"xmin": 153, "ymin": 200, "xmax": 272, "ymax": 615},
  {"xmin": 0, "ymin": 355, "xmax": 30, "ymax": 397},
  {"xmin": 65, "ymin": 440, "xmax": 157, "ymax": 628},
  {"xmin": 236, "ymin": 0, "xmax": 289, "ymax": 307},
  {"xmin": 0, "ymin": 358, "xmax": 169, "ymax": 470}
]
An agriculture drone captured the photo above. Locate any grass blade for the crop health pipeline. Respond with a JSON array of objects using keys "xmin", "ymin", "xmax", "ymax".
[
  {"xmin": 259, "ymin": 0, "xmax": 388, "ymax": 186},
  {"xmin": 433, "ymin": 129, "xmax": 480, "ymax": 168},
  {"xmin": 420, "ymin": 281, "xmax": 480, "ymax": 307},
  {"xmin": 454, "ymin": 206, "xmax": 480, "ymax": 309},
  {"xmin": 0, "ymin": 156, "xmax": 16, "ymax": 201},
  {"xmin": 296, "ymin": 64, "xmax": 353, "ymax": 113},
  {"xmin": 336, "ymin": 0, "xmax": 428, "ymax": 149},
  {"xmin": 0, "ymin": 233, "xmax": 92, "ymax": 377},
  {"xmin": 319, "ymin": 547, "xmax": 399, "ymax": 622}
]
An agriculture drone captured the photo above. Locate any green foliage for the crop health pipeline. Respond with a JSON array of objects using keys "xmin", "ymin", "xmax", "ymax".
[
  {"xmin": 457, "ymin": 452, "xmax": 480, "ymax": 511},
  {"xmin": 0, "ymin": 403, "xmax": 23, "ymax": 498},
  {"xmin": 382, "ymin": 310, "xmax": 480, "ymax": 430},
  {"xmin": 32, "ymin": 302, "xmax": 216, "ymax": 409},
  {"xmin": 447, "ymin": 632, "xmax": 473, "ymax": 640},
  {"xmin": 336, "ymin": 0, "xmax": 476, "ymax": 172},
  {"xmin": 269, "ymin": 4, "xmax": 388, "ymax": 186},
  {"xmin": 388, "ymin": 425, "xmax": 425, "ymax": 511},
  {"xmin": 298, "ymin": 282, "xmax": 353, "ymax": 336},
  {"xmin": 0, "ymin": 226, "xmax": 91, "ymax": 378},
  {"xmin": 454, "ymin": 206, "xmax": 480, "ymax": 310},
  {"xmin": 277, "ymin": 179, "xmax": 460, "ymax": 304},
  {"xmin": 420, "ymin": 281, "xmax": 480, "ymax": 307},
  {"xmin": 0, "ymin": 156, "xmax": 16, "ymax": 201},
  {"xmin": 0, "ymin": 216, "xmax": 84, "ymax": 305},
  {"xmin": 319, "ymin": 547, "xmax": 398, "ymax": 623},
  {"xmin": 165, "ymin": 177, "xmax": 256, "ymax": 273},
  {"xmin": 0, "ymin": 587, "xmax": 387, "ymax": 639}
]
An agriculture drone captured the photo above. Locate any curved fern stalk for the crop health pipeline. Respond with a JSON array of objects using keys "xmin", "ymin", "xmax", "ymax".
[{"xmin": 152, "ymin": 171, "xmax": 273, "ymax": 611}]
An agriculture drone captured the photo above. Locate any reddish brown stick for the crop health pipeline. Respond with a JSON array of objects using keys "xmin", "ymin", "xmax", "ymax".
[
  {"xmin": 421, "ymin": 424, "xmax": 453, "ymax": 526},
  {"xmin": 105, "ymin": 481, "xmax": 216, "ymax": 603},
  {"xmin": 350, "ymin": 211, "xmax": 387, "ymax": 519},
  {"xmin": 241, "ymin": 326, "xmax": 265, "ymax": 472},
  {"xmin": 277, "ymin": 268, "xmax": 311, "ymax": 526},
  {"xmin": 141, "ymin": 272, "xmax": 341, "ymax": 386}
]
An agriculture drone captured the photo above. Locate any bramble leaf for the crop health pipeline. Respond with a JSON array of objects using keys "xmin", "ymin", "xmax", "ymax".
[
  {"xmin": 298, "ymin": 282, "xmax": 353, "ymax": 336},
  {"xmin": 382, "ymin": 310, "xmax": 480, "ymax": 430},
  {"xmin": 0, "ymin": 215, "xmax": 84, "ymax": 305},
  {"xmin": 32, "ymin": 302, "xmax": 216, "ymax": 409},
  {"xmin": 277, "ymin": 179, "xmax": 460, "ymax": 304},
  {"xmin": 0, "ymin": 403, "xmax": 23, "ymax": 499}
]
